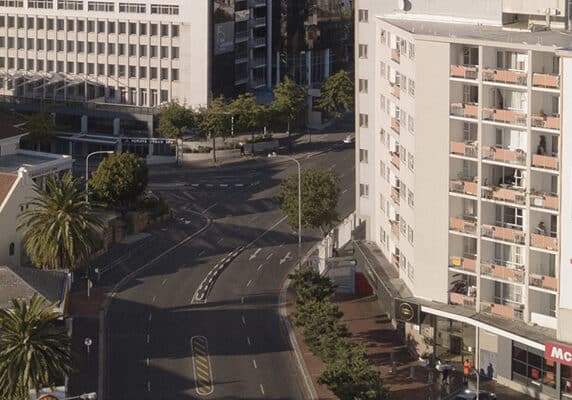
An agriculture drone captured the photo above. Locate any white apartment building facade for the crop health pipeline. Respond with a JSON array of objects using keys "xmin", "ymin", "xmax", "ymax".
[{"xmin": 356, "ymin": 1, "xmax": 572, "ymax": 398}]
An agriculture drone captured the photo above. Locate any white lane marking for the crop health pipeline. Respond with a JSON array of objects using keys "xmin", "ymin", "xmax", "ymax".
[
  {"xmin": 253, "ymin": 359, "xmax": 258, "ymax": 369},
  {"xmin": 279, "ymin": 242, "xmax": 285, "ymax": 248},
  {"xmin": 266, "ymin": 253, "xmax": 273, "ymax": 260},
  {"xmin": 146, "ymin": 357, "xmax": 150, "ymax": 367},
  {"xmin": 340, "ymin": 173, "xmax": 345, "ymax": 178},
  {"xmin": 198, "ymin": 250, "xmax": 206, "ymax": 257},
  {"xmin": 246, "ymin": 279, "xmax": 252, "ymax": 288},
  {"xmin": 279, "ymin": 251, "xmax": 292, "ymax": 265},
  {"xmin": 148, "ymin": 313, "xmax": 153, "ymax": 321},
  {"xmin": 202, "ymin": 202, "xmax": 218, "ymax": 214},
  {"xmin": 257, "ymin": 264, "xmax": 263, "ymax": 272},
  {"xmin": 147, "ymin": 381, "xmax": 151, "ymax": 392},
  {"xmin": 242, "ymin": 315, "xmax": 246, "ymax": 325},
  {"xmin": 260, "ymin": 384, "xmax": 265, "ymax": 395},
  {"xmin": 342, "ymin": 189, "xmax": 348, "ymax": 194},
  {"xmin": 217, "ymin": 238, "xmax": 223, "ymax": 245},
  {"xmin": 220, "ymin": 184, "xmax": 228, "ymax": 188},
  {"xmin": 241, "ymin": 296, "xmax": 245, "ymax": 304},
  {"xmin": 244, "ymin": 216, "xmax": 287, "ymax": 249},
  {"xmin": 249, "ymin": 215, "xmax": 259, "ymax": 222},
  {"xmin": 249, "ymin": 248, "xmax": 261, "ymax": 261},
  {"xmin": 329, "ymin": 163, "xmax": 337, "ymax": 169},
  {"xmin": 147, "ymin": 334, "xmax": 150, "ymax": 344},
  {"xmin": 161, "ymin": 278, "xmax": 168, "ymax": 285},
  {"xmin": 152, "ymin": 296, "xmax": 156, "ymax": 303},
  {"xmin": 247, "ymin": 336, "xmax": 252, "ymax": 346}
]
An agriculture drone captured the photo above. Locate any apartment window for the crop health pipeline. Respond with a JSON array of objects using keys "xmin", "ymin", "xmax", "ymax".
[
  {"xmin": 171, "ymin": 69, "xmax": 179, "ymax": 81},
  {"xmin": 118, "ymin": 22, "xmax": 126, "ymax": 34},
  {"xmin": 400, "ymin": 39, "xmax": 407, "ymax": 55},
  {"xmin": 17, "ymin": 38, "xmax": 24, "ymax": 49},
  {"xmin": 172, "ymin": 47, "xmax": 179, "ymax": 59},
  {"xmin": 380, "ymin": 194, "xmax": 386, "ymax": 212},
  {"xmin": 150, "ymin": 67, "xmax": 157, "ymax": 79},
  {"xmin": 139, "ymin": 45, "xmax": 146, "ymax": 57},
  {"xmin": 107, "ymin": 43, "xmax": 114, "ymax": 54},
  {"xmin": 116, "ymin": 65, "xmax": 125, "ymax": 77},
  {"xmin": 359, "ymin": 78, "xmax": 368, "ymax": 93},
  {"xmin": 407, "ymin": 226, "xmax": 414, "ymax": 244},
  {"xmin": 128, "ymin": 66, "xmax": 136, "ymax": 78},
  {"xmin": 380, "ymin": 229, "xmax": 386, "ymax": 244},
  {"xmin": 67, "ymin": 40, "xmax": 74, "ymax": 52},
  {"xmin": 400, "ymin": 145, "xmax": 406, "ymax": 164},
  {"xmin": 407, "ymin": 261, "xmax": 414, "ymax": 281},
  {"xmin": 409, "ymin": 43, "xmax": 415, "ymax": 59},
  {"xmin": 87, "ymin": 20, "xmax": 94, "ymax": 32},
  {"xmin": 359, "ymin": 113, "xmax": 368, "ymax": 128},
  {"xmin": 56, "ymin": 40, "xmax": 64, "ymax": 52},
  {"xmin": 8, "ymin": 58, "xmax": 14, "ymax": 69},
  {"xmin": 77, "ymin": 62, "xmax": 83, "ymax": 73},
  {"xmin": 151, "ymin": 4, "xmax": 179, "ymax": 15},
  {"xmin": 160, "ymin": 89, "xmax": 168, "ymax": 103},
  {"xmin": 46, "ymin": 39, "xmax": 53, "ymax": 51},
  {"xmin": 401, "ymin": 74, "xmax": 407, "ymax": 91},
  {"xmin": 87, "ymin": 63, "xmax": 94, "ymax": 75},
  {"xmin": 408, "ymin": 153, "xmax": 414, "ymax": 171},
  {"xmin": 399, "ymin": 253, "xmax": 406, "ymax": 271},
  {"xmin": 97, "ymin": 63, "xmax": 105, "ymax": 75},
  {"xmin": 58, "ymin": 0, "xmax": 82, "ymax": 10},
  {"xmin": 56, "ymin": 18, "xmax": 64, "ymax": 30},
  {"xmin": 409, "ymin": 79, "xmax": 415, "ymax": 97},
  {"xmin": 380, "ymin": 161, "xmax": 387, "ymax": 181},
  {"xmin": 160, "ymin": 68, "xmax": 168, "ymax": 80},
  {"xmin": 380, "ymin": 61, "xmax": 386, "ymax": 79},
  {"xmin": 128, "ymin": 44, "xmax": 136, "ymax": 56},
  {"xmin": 160, "ymin": 46, "xmax": 168, "ymax": 58},
  {"xmin": 87, "ymin": 42, "xmax": 94, "ymax": 53},
  {"xmin": 97, "ymin": 42, "xmax": 105, "ymax": 54},
  {"xmin": 359, "ymin": 183, "xmax": 369, "ymax": 198},
  {"xmin": 17, "ymin": 58, "xmax": 24, "ymax": 70},
  {"xmin": 358, "ymin": 44, "xmax": 368, "ymax": 59},
  {"xmin": 56, "ymin": 60, "xmax": 63, "ymax": 72},
  {"xmin": 161, "ymin": 24, "xmax": 169, "ymax": 37},
  {"xmin": 87, "ymin": 1, "xmax": 114, "ymax": 11},
  {"xmin": 27, "ymin": 17, "xmax": 34, "ymax": 28},
  {"xmin": 108, "ymin": 64, "xmax": 114, "ymax": 76},
  {"xmin": 380, "ymin": 29, "xmax": 386, "ymax": 44},
  {"xmin": 139, "ymin": 66, "xmax": 147, "ymax": 78},
  {"xmin": 380, "ymin": 94, "xmax": 386, "ymax": 111},
  {"xmin": 400, "ymin": 182, "xmax": 406, "ymax": 201},
  {"xmin": 139, "ymin": 23, "xmax": 147, "ymax": 35},
  {"xmin": 128, "ymin": 22, "xmax": 136, "ymax": 35},
  {"xmin": 66, "ymin": 19, "xmax": 73, "ymax": 31},
  {"xmin": 408, "ymin": 115, "xmax": 414, "ymax": 134},
  {"xmin": 407, "ymin": 189, "xmax": 414, "ymax": 208},
  {"xmin": 358, "ymin": 9, "xmax": 368, "ymax": 22},
  {"xmin": 76, "ymin": 41, "xmax": 84, "ymax": 53},
  {"xmin": 119, "ymin": 2, "xmax": 145, "ymax": 13},
  {"xmin": 8, "ymin": 16, "xmax": 15, "ymax": 28},
  {"xmin": 150, "ymin": 46, "xmax": 157, "ymax": 58},
  {"xmin": 400, "ymin": 217, "xmax": 407, "ymax": 236},
  {"xmin": 107, "ymin": 21, "xmax": 115, "ymax": 33},
  {"xmin": 36, "ymin": 38, "xmax": 43, "ymax": 50},
  {"xmin": 97, "ymin": 21, "xmax": 105, "ymax": 33},
  {"xmin": 77, "ymin": 20, "xmax": 83, "ymax": 31},
  {"xmin": 29, "ymin": 0, "xmax": 54, "ymax": 9},
  {"xmin": 150, "ymin": 23, "xmax": 158, "ymax": 36},
  {"xmin": 171, "ymin": 25, "xmax": 179, "ymax": 37},
  {"xmin": 359, "ymin": 149, "xmax": 368, "ymax": 163}
]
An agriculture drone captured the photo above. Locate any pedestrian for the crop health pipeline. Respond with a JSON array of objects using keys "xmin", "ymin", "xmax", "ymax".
[
  {"xmin": 463, "ymin": 358, "xmax": 471, "ymax": 385},
  {"xmin": 442, "ymin": 367, "xmax": 449, "ymax": 385}
]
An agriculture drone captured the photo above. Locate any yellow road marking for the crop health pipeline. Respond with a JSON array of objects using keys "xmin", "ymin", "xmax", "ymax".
[{"xmin": 191, "ymin": 336, "xmax": 214, "ymax": 396}]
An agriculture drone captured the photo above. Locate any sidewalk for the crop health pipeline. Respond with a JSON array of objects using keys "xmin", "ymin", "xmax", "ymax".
[{"xmin": 288, "ymin": 293, "xmax": 535, "ymax": 400}]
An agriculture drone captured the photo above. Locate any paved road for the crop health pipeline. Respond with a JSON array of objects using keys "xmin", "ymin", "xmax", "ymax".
[{"xmin": 105, "ymin": 139, "xmax": 355, "ymax": 399}]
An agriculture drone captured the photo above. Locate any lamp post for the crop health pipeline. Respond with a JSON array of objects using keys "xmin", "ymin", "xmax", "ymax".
[
  {"xmin": 268, "ymin": 152, "xmax": 302, "ymax": 266},
  {"xmin": 85, "ymin": 150, "xmax": 114, "ymax": 203}
]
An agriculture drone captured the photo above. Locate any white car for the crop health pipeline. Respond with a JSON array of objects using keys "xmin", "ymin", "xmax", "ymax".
[{"xmin": 343, "ymin": 135, "xmax": 354, "ymax": 144}]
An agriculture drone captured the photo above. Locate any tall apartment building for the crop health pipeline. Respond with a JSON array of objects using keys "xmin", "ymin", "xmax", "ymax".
[{"xmin": 355, "ymin": 1, "xmax": 572, "ymax": 398}]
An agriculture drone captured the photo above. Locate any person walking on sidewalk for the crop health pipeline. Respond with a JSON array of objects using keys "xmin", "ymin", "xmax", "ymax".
[{"xmin": 463, "ymin": 359, "xmax": 472, "ymax": 384}]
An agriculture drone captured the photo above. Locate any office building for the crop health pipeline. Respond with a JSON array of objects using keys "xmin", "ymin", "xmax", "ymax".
[{"xmin": 355, "ymin": 1, "xmax": 572, "ymax": 398}]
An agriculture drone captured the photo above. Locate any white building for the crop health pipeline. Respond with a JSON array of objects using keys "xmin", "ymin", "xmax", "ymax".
[{"xmin": 355, "ymin": 1, "xmax": 572, "ymax": 398}]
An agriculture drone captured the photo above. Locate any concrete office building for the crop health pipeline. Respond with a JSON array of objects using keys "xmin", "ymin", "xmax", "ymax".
[{"xmin": 355, "ymin": 0, "xmax": 572, "ymax": 398}]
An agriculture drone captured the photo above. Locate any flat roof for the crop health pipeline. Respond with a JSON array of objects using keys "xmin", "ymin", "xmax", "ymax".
[
  {"xmin": 381, "ymin": 17, "xmax": 572, "ymax": 51},
  {"xmin": 0, "ymin": 153, "xmax": 59, "ymax": 173}
]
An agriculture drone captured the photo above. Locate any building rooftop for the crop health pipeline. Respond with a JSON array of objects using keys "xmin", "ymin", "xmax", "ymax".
[
  {"xmin": 0, "ymin": 111, "xmax": 26, "ymax": 141},
  {"xmin": 0, "ymin": 172, "xmax": 17, "ymax": 207},
  {"xmin": 0, "ymin": 152, "xmax": 57, "ymax": 173},
  {"xmin": 0, "ymin": 150, "xmax": 72, "ymax": 177},
  {"xmin": 381, "ymin": 16, "xmax": 572, "ymax": 51}
]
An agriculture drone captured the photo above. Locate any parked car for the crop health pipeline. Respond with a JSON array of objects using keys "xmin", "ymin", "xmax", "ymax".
[
  {"xmin": 453, "ymin": 388, "xmax": 496, "ymax": 400},
  {"xmin": 343, "ymin": 134, "xmax": 354, "ymax": 144}
]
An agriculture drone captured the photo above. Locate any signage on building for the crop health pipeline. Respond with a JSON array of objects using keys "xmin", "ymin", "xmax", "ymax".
[
  {"xmin": 214, "ymin": 21, "xmax": 235, "ymax": 55},
  {"xmin": 395, "ymin": 299, "xmax": 420, "ymax": 324},
  {"xmin": 121, "ymin": 138, "xmax": 173, "ymax": 145},
  {"xmin": 545, "ymin": 341, "xmax": 572, "ymax": 367}
]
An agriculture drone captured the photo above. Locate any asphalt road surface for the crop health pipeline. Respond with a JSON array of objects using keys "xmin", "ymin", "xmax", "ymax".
[{"xmin": 105, "ymin": 139, "xmax": 355, "ymax": 400}]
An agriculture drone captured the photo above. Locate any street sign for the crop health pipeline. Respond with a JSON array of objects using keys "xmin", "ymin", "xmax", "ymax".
[
  {"xmin": 84, "ymin": 337, "xmax": 93, "ymax": 356},
  {"xmin": 121, "ymin": 137, "xmax": 173, "ymax": 145}
]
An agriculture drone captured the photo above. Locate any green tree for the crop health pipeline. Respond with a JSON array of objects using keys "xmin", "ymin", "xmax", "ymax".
[
  {"xmin": 280, "ymin": 167, "xmax": 340, "ymax": 236},
  {"xmin": 317, "ymin": 70, "xmax": 354, "ymax": 119},
  {"xmin": 90, "ymin": 152, "xmax": 148, "ymax": 216},
  {"xmin": 157, "ymin": 102, "xmax": 194, "ymax": 139},
  {"xmin": 272, "ymin": 76, "xmax": 306, "ymax": 134},
  {"xmin": 197, "ymin": 96, "xmax": 231, "ymax": 163},
  {"xmin": 24, "ymin": 111, "xmax": 55, "ymax": 151},
  {"xmin": 229, "ymin": 93, "xmax": 262, "ymax": 134},
  {"xmin": 289, "ymin": 267, "xmax": 336, "ymax": 303},
  {"xmin": 18, "ymin": 173, "xmax": 104, "ymax": 271},
  {"xmin": 0, "ymin": 294, "xmax": 72, "ymax": 400}
]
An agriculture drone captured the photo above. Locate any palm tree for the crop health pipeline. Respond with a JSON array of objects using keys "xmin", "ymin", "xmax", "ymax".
[
  {"xmin": 18, "ymin": 172, "xmax": 104, "ymax": 271},
  {"xmin": 0, "ymin": 294, "xmax": 72, "ymax": 400}
]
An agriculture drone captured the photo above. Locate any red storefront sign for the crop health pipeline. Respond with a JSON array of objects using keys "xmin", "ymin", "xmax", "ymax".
[{"xmin": 545, "ymin": 341, "xmax": 572, "ymax": 367}]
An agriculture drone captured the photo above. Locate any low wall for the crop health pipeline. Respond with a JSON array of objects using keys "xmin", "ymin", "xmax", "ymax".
[{"xmin": 181, "ymin": 149, "xmax": 242, "ymax": 163}]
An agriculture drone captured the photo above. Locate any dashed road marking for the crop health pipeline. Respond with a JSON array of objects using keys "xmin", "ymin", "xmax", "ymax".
[
  {"xmin": 162, "ymin": 278, "xmax": 168, "ymax": 285},
  {"xmin": 257, "ymin": 264, "xmax": 263, "ymax": 272},
  {"xmin": 266, "ymin": 253, "xmax": 273, "ymax": 260},
  {"xmin": 242, "ymin": 315, "xmax": 246, "ymax": 325},
  {"xmin": 253, "ymin": 359, "xmax": 258, "ymax": 369},
  {"xmin": 249, "ymin": 248, "xmax": 261, "ymax": 260},
  {"xmin": 198, "ymin": 250, "xmax": 206, "ymax": 257},
  {"xmin": 241, "ymin": 296, "xmax": 245, "ymax": 304},
  {"xmin": 152, "ymin": 295, "xmax": 156, "ymax": 303},
  {"xmin": 246, "ymin": 279, "xmax": 252, "ymax": 287},
  {"xmin": 191, "ymin": 336, "xmax": 214, "ymax": 396},
  {"xmin": 247, "ymin": 336, "xmax": 252, "ymax": 346},
  {"xmin": 260, "ymin": 384, "xmax": 265, "ymax": 395},
  {"xmin": 146, "ymin": 357, "xmax": 149, "ymax": 367},
  {"xmin": 147, "ymin": 334, "xmax": 150, "ymax": 344},
  {"xmin": 147, "ymin": 381, "xmax": 151, "ymax": 392},
  {"xmin": 202, "ymin": 202, "xmax": 218, "ymax": 214},
  {"xmin": 342, "ymin": 189, "xmax": 348, "ymax": 194},
  {"xmin": 217, "ymin": 238, "xmax": 223, "ymax": 245},
  {"xmin": 148, "ymin": 313, "xmax": 152, "ymax": 322}
]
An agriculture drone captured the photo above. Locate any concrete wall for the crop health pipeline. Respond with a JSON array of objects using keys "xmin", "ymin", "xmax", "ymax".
[
  {"xmin": 502, "ymin": 0, "xmax": 565, "ymax": 16},
  {"xmin": 387, "ymin": 0, "xmax": 502, "ymax": 25},
  {"xmin": 0, "ymin": 174, "xmax": 31, "ymax": 267}
]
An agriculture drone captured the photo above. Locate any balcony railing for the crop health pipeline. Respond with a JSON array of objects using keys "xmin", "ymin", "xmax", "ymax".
[
  {"xmin": 482, "ymin": 68, "xmax": 527, "ymax": 86},
  {"xmin": 390, "ymin": 83, "xmax": 400, "ymax": 99},
  {"xmin": 530, "ymin": 192, "xmax": 559, "ymax": 211},
  {"xmin": 531, "ymin": 114, "xmax": 560, "ymax": 130},
  {"xmin": 480, "ymin": 301, "xmax": 524, "ymax": 321},
  {"xmin": 450, "ymin": 64, "xmax": 478, "ymax": 79},
  {"xmin": 481, "ymin": 262, "xmax": 525, "ymax": 284},
  {"xmin": 482, "ymin": 146, "xmax": 526, "ymax": 165},
  {"xmin": 390, "ymin": 220, "xmax": 400, "ymax": 238},
  {"xmin": 390, "ymin": 117, "xmax": 400, "ymax": 134},
  {"xmin": 450, "ymin": 217, "xmax": 477, "ymax": 235},
  {"xmin": 481, "ymin": 224, "xmax": 525, "ymax": 244},
  {"xmin": 450, "ymin": 103, "xmax": 479, "ymax": 119},
  {"xmin": 529, "ymin": 274, "xmax": 558, "ymax": 291},
  {"xmin": 531, "ymin": 233, "xmax": 558, "ymax": 251},
  {"xmin": 450, "ymin": 141, "xmax": 478, "ymax": 158},
  {"xmin": 449, "ymin": 255, "xmax": 477, "ymax": 273},
  {"xmin": 390, "ymin": 152, "xmax": 400, "ymax": 170},
  {"xmin": 531, "ymin": 154, "xmax": 559, "ymax": 170},
  {"xmin": 481, "ymin": 186, "xmax": 526, "ymax": 205},
  {"xmin": 391, "ymin": 48, "xmax": 400, "ymax": 63},
  {"xmin": 450, "ymin": 179, "xmax": 478, "ymax": 196},
  {"xmin": 482, "ymin": 108, "xmax": 527, "ymax": 126},
  {"xmin": 449, "ymin": 292, "xmax": 476, "ymax": 307},
  {"xmin": 532, "ymin": 73, "xmax": 560, "ymax": 89},
  {"xmin": 391, "ymin": 186, "xmax": 400, "ymax": 205}
]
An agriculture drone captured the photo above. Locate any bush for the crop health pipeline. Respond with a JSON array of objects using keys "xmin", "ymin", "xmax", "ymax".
[
  {"xmin": 246, "ymin": 133, "xmax": 274, "ymax": 143},
  {"xmin": 184, "ymin": 145, "xmax": 211, "ymax": 154}
]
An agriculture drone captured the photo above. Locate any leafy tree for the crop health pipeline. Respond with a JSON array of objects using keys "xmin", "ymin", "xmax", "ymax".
[
  {"xmin": 229, "ymin": 93, "xmax": 262, "ymax": 134},
  {"xmin": 280, "ymin": 167, "xmax": 340, "ymax": 236},
  {"xmin": 157, "ymin": 102, "xmax": 194, "ymax": 139},
  {"xmin": 0, "ymin": 294, "xmax": 72, "ymax": 400},
  {"xmin": 289, "ymin": 267, "xmax": 336, "ymax": 303},
  {"xmin": 90, "ymin": 152, "xmax": 148, "ymax": 216},
  {"xmin": 293, "ymin": 299, "xmax": 342, "ymax": 328},
  {"xmin": 24, "ymin": 111, "xmax": 55, "ymax": 151},
  {"xmin": 197, "ymin": 96, "xmax": 231, "ymax": 162},
  {"xmin": 272, "ymin": 76, "xmax": 306, "ymax": 134},
  {"xmin": 317, "ymin": 70, "xmax": 354, "ymax": 119},
  {"xmin": 318, "ymin": 344, "xmax": 390, "ymax": 400},
  {"xmin": 18, "ymin": 173, "xmax": 104, "ymax": 271}
]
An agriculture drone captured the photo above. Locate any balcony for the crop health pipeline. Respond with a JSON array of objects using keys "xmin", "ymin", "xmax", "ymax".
[
  {"xmin": 482, "ymin": 68, "xmax": 527, "ymax": 86},
  {"xmin": 450, "ymin": 64, "xmax": 478, "ymax": 80},
  {"xmin": 449, "ymin": 255, "xmax": 477, "ymax": 273},
  {"xmin": 449, "ymin": 292, "xmax": 476, "ymax": 307},
  {"xmin": 450, "ymin": 103, "xmax": 478, "ymax": 119},
  {"xmin": 532, "ymin": 73, "xmax": 560, "ymax": 89},
  {"xmin": 481, "ymin": 186, "xmax": 526, "ymax": 205},
  {"xmin": 390, "ymin": 220, "xmax": 400, "ymax": 238},
  {"xmin": 450, "ymin": 216, "xmax": 477, "ymax": 235},
  {"xmin": 482, "ymin": 108, "xmax": 527, "ymax": 127},
  {"xmin": 531, "ymin": 114, "xmax": 560, "ymax": 130},
  {"xmin": 248, "ymin": 0, "xmax": 267, "ymax": 6},
  {"xmin": 529, "ymin": 274, "xmax": 558, "ymax": 291},
  {"xmin": 531, "ymin": 154, "xmax": 559, "ymax": 170},
  {"xmin": 390, "ymin": 48, "xmax": 400, "ymax": 63},
  {"xmin": 450, "ymin": 179, "xmax": 478, "ymax": 196},
  {"xmin": 390, "ymin": 117, "xmax": 400, "ymax": 134},
  {"xmin": 482, "ymin": 146, "xmax": 526, "ymax": 166},
  {"xmin": 390, "ymin": 83, "xmax": 400, "ymax": 99},
  {"xmin": 249, "ymin": 16, "xmax": 266, "ymax": 28},
  {"xmin": 530, "ymin": 192, "xmax": 559, "ymax": 211},
  {"xmin": 251, "ymin": 57, "xmax": 266, "ymax": 68},
  {"xmin": 249, "ymin": 37, "xmax": 266, "ymax": 47},
  {"xmin": 450, "ymin": 141, "xmax": 478, "ymax": 158},
  {"xmin": 530, "ymin": 233, "xmax": 558, "ymax": 251},
  {"xmin": 390, "ymin": 152, "xmax": 400, "ymax": 170},
  {"xmin": 481, "ymin": 262, "xmax": 525, "ymax": 284},
  {"xmin": 391, "ymin": 186, "xmax": 400, "ymax": 205},
  {"xmin": 480, "ymin": 301, "xmax": 524, "ymax": 321},
  {"xmin": 481, "ymin": 224, "xmax": 525, "ymax": 244}
]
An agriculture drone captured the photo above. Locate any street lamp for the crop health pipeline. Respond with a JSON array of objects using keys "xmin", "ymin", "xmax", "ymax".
[
  {"xmin": 85, "ymin": 150, "xmax": 114, "ymax": 203},
  {"xmin": 36, "ymin": 392, "xmax": 97, "ymax": 400},
  {"xmin": 268, "ymin": 152, "xmax": 302, "ymax": 266}
]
